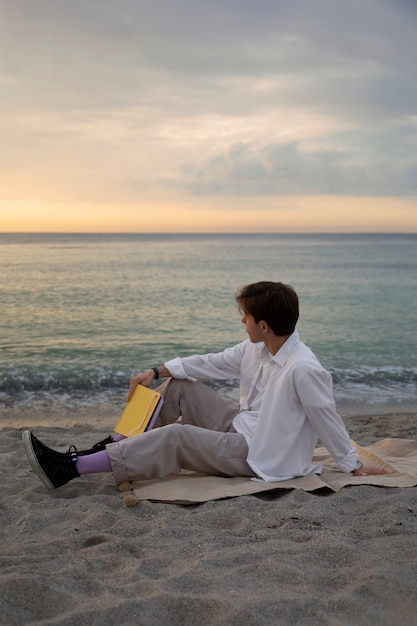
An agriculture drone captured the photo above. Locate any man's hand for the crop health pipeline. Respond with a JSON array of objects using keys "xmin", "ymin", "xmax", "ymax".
[
  {"xmin": 353, "ymin": 465, "xmax": 389, "ymax": 476},
  {"xmin": 126, "ymin": 370, "xmax": 155, "ymax": 401}
]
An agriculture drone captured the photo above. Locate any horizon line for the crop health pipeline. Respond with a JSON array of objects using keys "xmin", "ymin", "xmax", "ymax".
[{"xmin": 1, "ymin": 230, "xmax": 416, "ymax": 235}]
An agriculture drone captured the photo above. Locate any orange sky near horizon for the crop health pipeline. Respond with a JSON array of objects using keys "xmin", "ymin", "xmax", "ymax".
[{"xmin": 1, "ymin": 195, "xmax": 416, "ymax": 234}]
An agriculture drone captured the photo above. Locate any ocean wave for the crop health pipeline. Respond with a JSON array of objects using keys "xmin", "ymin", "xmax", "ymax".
[
  {"xmin": 330, "ymin": 365, "xmax": 417, "ymax": 387},
  {"xmin": 1, "ymin": 364, "xmax": 416, "ymax": 395},
  {"xmin": 1, "ymin": 367, "xmax": 415, "ymax": 417},
  {"xmin": 0, "ymin": 366, "xmax": 130, "ymax": 394}
]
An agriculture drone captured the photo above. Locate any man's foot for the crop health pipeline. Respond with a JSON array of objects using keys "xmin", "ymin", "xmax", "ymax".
[{"xmin": 22, "ymin": 431, "xmax": 80, "ymax": 490}]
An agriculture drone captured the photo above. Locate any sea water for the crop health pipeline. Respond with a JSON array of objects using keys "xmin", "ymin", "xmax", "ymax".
[{"xmin": 1, "ymin": 233, "xmax": 416, "ymax": 418}]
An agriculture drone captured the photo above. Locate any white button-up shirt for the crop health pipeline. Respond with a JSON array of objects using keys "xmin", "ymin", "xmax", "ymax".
[{"xmin": 165, "ymin": 331, "xmax": 358, "ymax": 482}]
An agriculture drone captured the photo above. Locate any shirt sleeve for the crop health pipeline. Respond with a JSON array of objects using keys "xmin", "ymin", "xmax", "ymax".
[
  {"xmin": 294, "ymin": 364, "xmax": 358, "ymax": 472},
  {"xmin": 165, "ymin": 341, "xmax": 247, "ymax": 382}
]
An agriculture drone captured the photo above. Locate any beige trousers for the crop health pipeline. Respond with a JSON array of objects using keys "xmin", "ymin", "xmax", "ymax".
[{"xmin": 107, "ymin": 378, "xmax": 255, "ymax": 484}]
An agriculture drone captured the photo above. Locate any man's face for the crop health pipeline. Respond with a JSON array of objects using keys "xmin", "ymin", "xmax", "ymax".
[{"xmin": 241, "ymin": 312, "xmax": 264, "ymax": 343}]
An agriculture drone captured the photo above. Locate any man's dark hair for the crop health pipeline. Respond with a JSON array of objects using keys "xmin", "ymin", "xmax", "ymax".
[{"xmin": 235, "ymin": 281, "xmax": 299, "ymax": 336}]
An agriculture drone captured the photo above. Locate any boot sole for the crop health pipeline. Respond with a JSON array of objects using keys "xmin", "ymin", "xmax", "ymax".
[{"xmin": 22, "ymin": 430, "xmax": 54, "ymax": 490}]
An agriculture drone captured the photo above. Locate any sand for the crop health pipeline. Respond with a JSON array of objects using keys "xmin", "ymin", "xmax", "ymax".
[{"xmin": 1, "ymin": 406, "xmax": 417, "ymax": 625}]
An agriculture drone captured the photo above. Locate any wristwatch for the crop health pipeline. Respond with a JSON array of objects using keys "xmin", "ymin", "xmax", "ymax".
[{"xmin": 352, "ymin": 460, "xmax": 363, "ymax": 473}]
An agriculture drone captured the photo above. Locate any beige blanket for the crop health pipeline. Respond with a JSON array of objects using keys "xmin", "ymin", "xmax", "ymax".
[{"xmin": 120, "ymin": 438, "xmax": 417, "ymax": 505}]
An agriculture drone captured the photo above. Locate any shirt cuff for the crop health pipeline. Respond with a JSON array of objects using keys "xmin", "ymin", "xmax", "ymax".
[
  {"xmin": 164, "ymin": 357, "xmax": 197, "ymax": 382},
  {"xmin": 332, "ymin": 446, "xmax": 359, "ymax": 473}
]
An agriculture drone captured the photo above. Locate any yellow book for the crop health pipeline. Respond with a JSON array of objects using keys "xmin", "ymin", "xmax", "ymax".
[{"xmin": 114, "ymin": 385, "xmax": 163, "ymax": 438}]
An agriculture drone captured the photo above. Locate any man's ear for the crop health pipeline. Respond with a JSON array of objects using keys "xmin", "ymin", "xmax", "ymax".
[{"xmin": 260, "ymin": 320, "xmax": 270, "ymax": 334}]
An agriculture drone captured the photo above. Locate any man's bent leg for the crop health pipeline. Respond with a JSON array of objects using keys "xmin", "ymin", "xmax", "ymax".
[
  {"xmin": 106, "ymin": 423, "xmax": 254, "ymax": 484},
  {"xmin": 153, "ymin": 378, "xmax": 239, "ymax": 432}
]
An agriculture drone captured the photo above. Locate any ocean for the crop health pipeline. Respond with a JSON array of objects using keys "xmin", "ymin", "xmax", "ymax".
[{"xmin": 1, "ymin": 233, "xmax": 416, "ymax": 419}]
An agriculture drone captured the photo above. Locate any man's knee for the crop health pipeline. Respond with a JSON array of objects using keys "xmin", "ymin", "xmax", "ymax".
[{"xmin": 157, "ymin": 377, "xmax": 194, "ymax": 398}]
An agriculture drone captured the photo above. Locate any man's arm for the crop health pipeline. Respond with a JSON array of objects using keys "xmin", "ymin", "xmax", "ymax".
[
  {"xmin": 126, "ymin": 341, "xmax": 246, "ymax": 402},
  {"xmin": 295, "ymin": 365, "xmax": 388, "ymax": 476}
]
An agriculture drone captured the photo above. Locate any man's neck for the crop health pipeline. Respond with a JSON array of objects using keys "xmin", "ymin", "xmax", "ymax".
[{"xmin": 264, "ymin": 334, "xmax": 290, "ymax": 355}]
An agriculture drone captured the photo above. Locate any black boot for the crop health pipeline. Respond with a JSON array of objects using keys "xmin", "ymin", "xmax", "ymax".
[
  {"xmin": 76, "ymin": 435, "xmax": 115, "ymax": 456},
  {"xmin": 22, "ymin": 431, "xmax": 80, "ymax": 490}
]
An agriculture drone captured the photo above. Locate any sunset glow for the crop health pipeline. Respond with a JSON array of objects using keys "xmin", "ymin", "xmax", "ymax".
[{"xmin": 1, "ymin": 1, "xmax": 416, "ymax": 233}]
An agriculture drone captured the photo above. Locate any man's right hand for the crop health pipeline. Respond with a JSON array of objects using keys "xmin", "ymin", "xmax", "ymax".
[{"xmin": 126, "ymin": 370, "xmax": 155, "ymax": 401}]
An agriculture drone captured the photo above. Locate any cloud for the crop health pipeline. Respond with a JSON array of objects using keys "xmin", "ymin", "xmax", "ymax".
[
  {"xmin": 181, "ymin": 119, "xmax": 417, "ymax": 197},
  {"xmin": 1, "ymin": 0, "xmax": 416, "ymax": 213},
  {"xmin": 2, "ymin": 0, "xmax": 416, "ymax": 118}
]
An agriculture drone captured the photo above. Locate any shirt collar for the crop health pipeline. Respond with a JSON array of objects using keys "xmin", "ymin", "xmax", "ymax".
[{"xmin": 270, "ymin": 330, "xmax": 300, "ymax": 367}]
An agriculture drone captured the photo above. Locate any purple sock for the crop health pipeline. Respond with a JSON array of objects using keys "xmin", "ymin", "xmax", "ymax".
[{"xmin": 76, "ymin": 450, "xmax": 112, "ymax": 475}]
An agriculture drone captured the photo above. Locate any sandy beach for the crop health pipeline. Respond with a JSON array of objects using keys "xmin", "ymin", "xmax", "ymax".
[{"xmin": 2, "ymin": 405, "xmax": 417, "ymax": 625}]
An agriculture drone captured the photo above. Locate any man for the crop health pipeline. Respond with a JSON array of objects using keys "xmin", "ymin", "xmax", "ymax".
[{"xmin": 23, "ymin": 281, "xmax": 387, "ymax": 490}]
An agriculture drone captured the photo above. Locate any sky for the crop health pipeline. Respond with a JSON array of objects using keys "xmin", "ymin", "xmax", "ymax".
[{"xmin": 1, "ymin": 0, "xmax": 417, "ymax": 233}]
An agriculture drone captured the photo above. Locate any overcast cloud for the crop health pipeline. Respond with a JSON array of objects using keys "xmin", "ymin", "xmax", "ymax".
[{"xmin": 1, "ymin": 0, "xmax": 416, "ymax": 208}]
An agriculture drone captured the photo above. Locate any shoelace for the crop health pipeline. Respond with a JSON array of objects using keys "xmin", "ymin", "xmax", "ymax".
[{"xmin": 68, "ymin": 445, "xmax": 79, "ymax": 462}]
